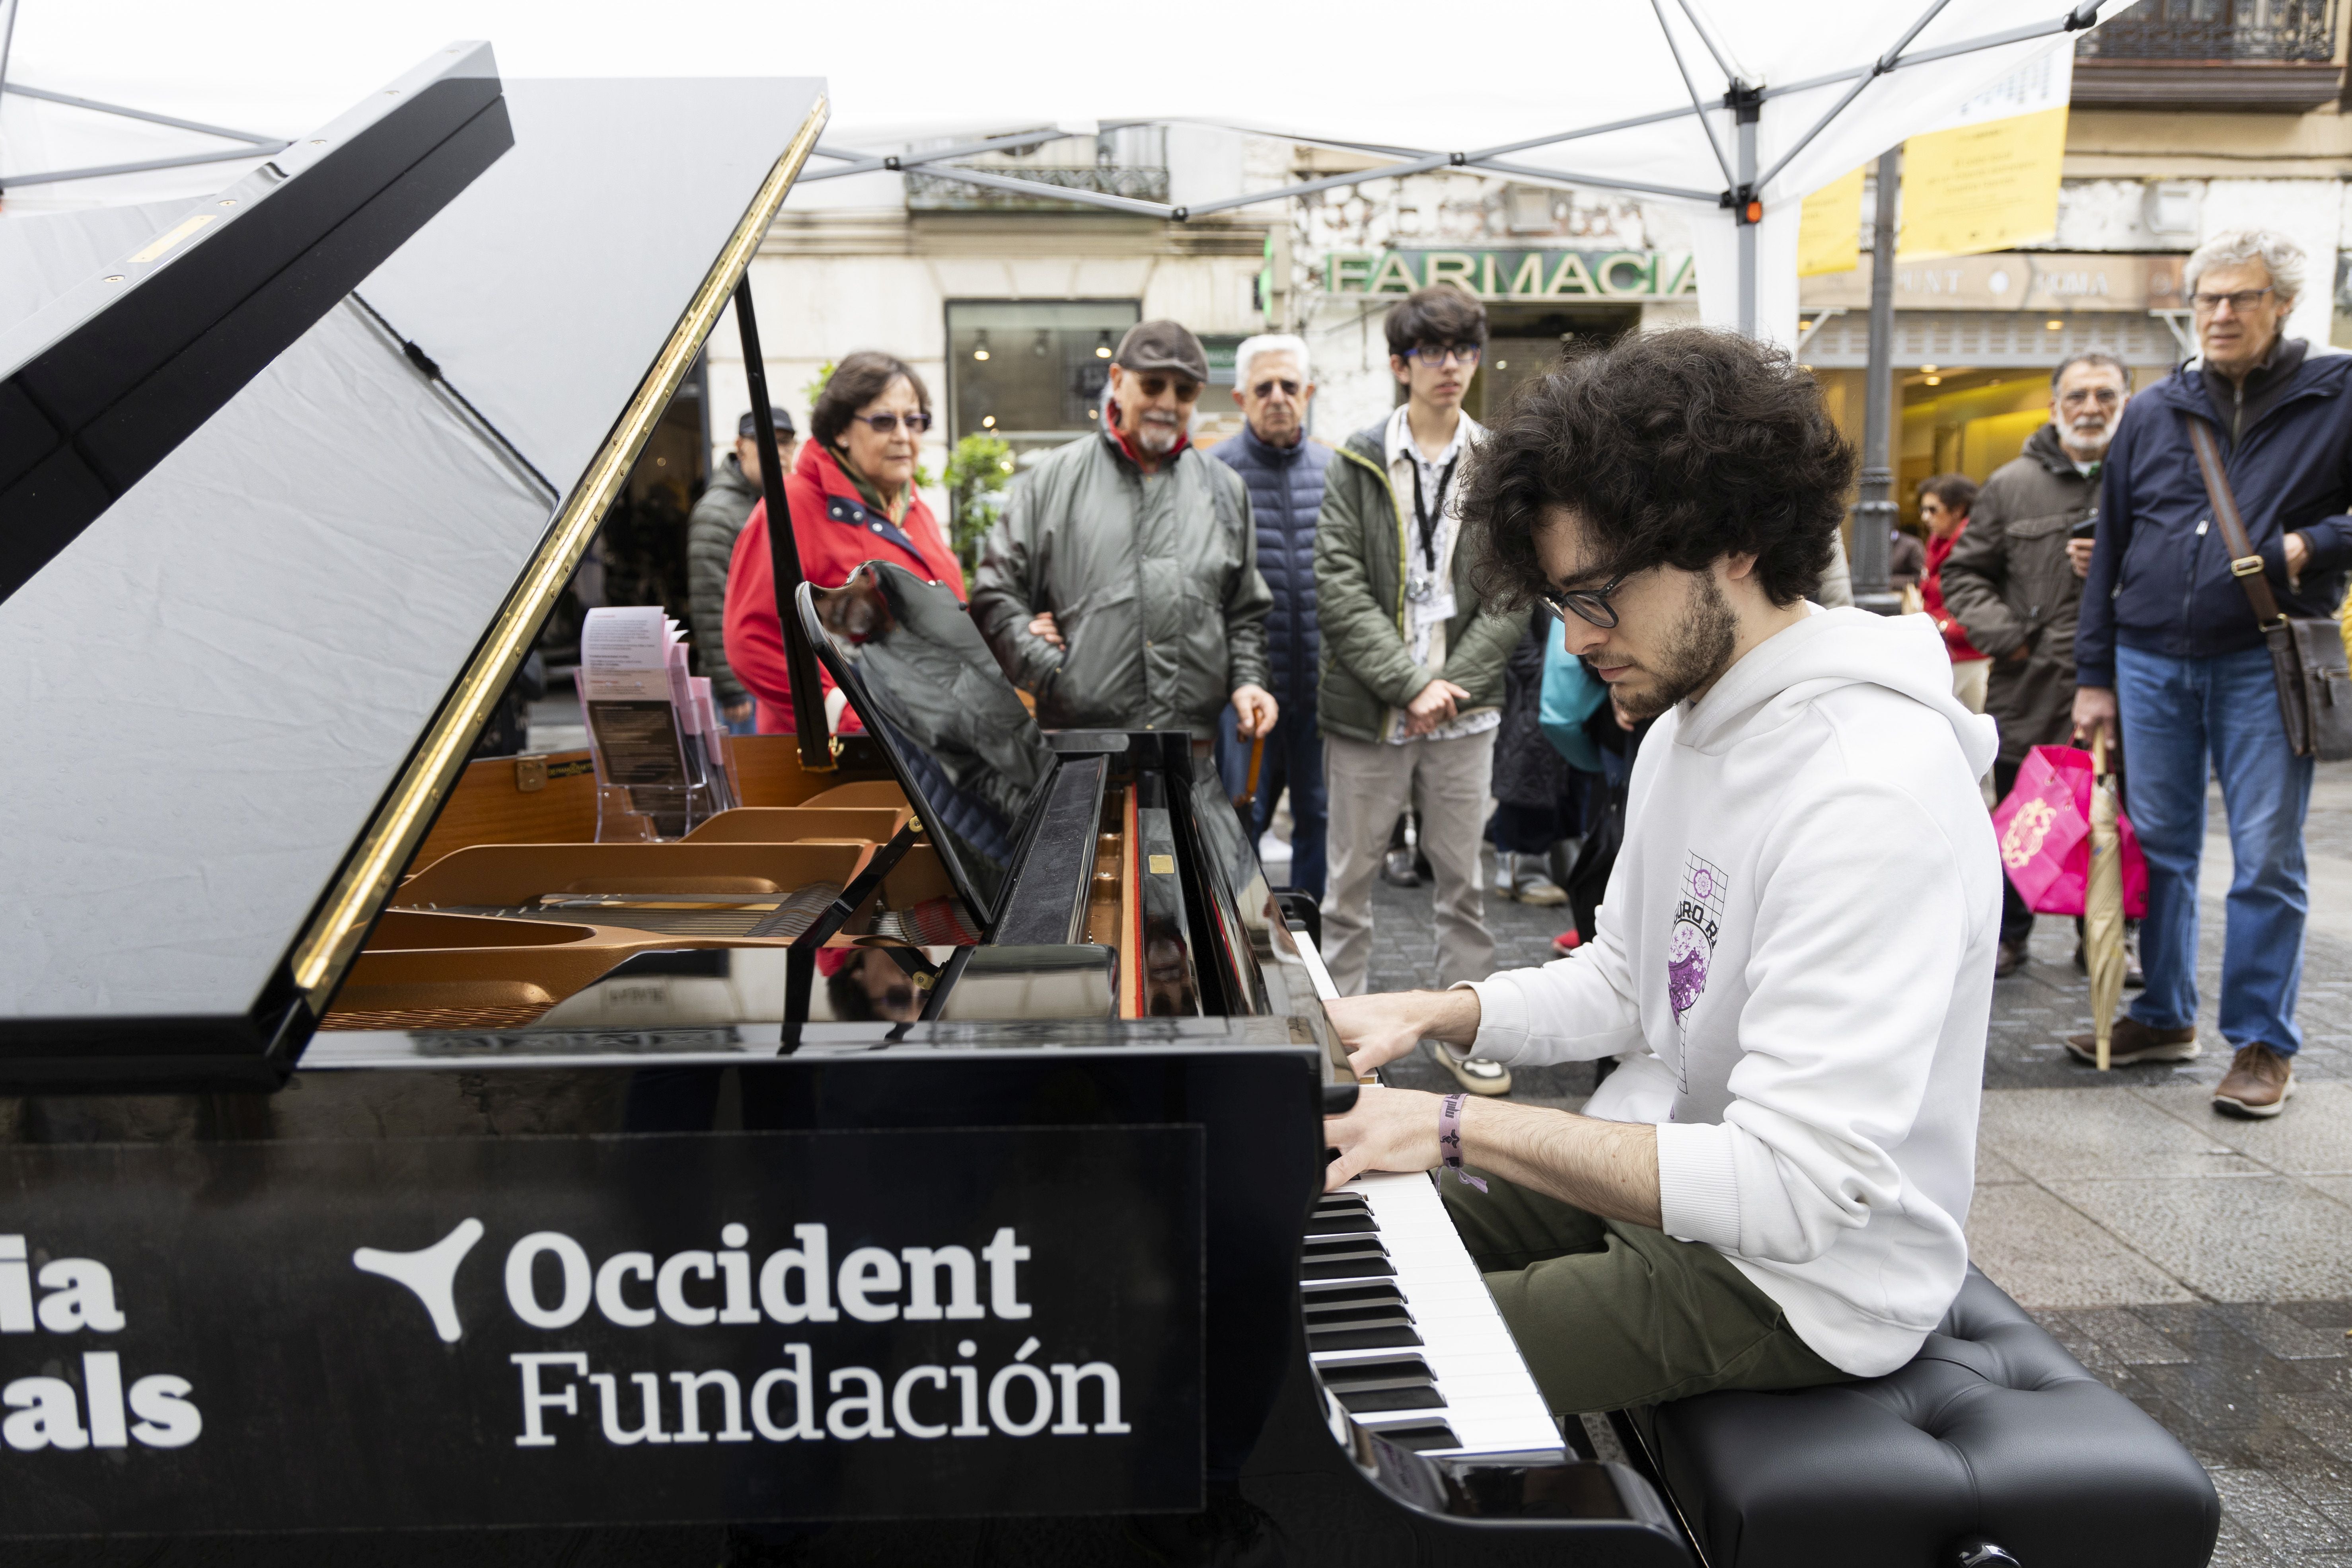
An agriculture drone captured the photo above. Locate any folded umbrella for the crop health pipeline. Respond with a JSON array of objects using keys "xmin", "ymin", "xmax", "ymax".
[{"xmin": 2083, "ymin": 732, "xmax": 2128, "ymax": 1072}]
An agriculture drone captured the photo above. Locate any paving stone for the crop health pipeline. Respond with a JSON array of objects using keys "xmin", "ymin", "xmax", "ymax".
[
  {"xmin": 2220, "ymin": 1305, "xmax": 2352, "ymax": 1363},
  {"xmin": 2214, "ymin": 1466, "xmax": 2352, "ymax": 1554},
  {"xmin": 1964, "ymin": 1184, "xmax": 2195, "ymax": 1309},
  {"xmin": 1977, "ymin": 1087, "xmax": 2266, "ymax": 1181},
  {"xmin": 2048, "ymin": 1177, "xmax": 2352, "ymax": 1303},
  {"xmin": 2136, "ymin": 1082, "xmax": 2352, "ymax": 1177}
]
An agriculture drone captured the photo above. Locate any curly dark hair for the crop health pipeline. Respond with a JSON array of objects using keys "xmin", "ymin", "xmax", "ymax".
[
  {"xmin": 1463, "ymin": 327, "xmax": 1855, "ymax": 610},
  {"xmin": 810, "ymin": 350, "xmax": 932, "ymax": 450}
]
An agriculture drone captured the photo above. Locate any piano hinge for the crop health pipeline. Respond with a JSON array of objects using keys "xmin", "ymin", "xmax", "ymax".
[{"xmin": 514, "ymin": 755, "xmax": 547, "ymax": 792}]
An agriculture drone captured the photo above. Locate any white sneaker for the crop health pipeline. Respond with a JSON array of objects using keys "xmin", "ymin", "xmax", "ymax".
[{"xmin": 1426, "ymin": 1040, "xmax": 1511, "ymax": 1096}]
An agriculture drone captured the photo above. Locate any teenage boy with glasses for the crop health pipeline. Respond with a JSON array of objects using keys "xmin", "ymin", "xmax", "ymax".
[
  {"xmin": 1313, "ymin": 284, "xmax": 1521, "ymax": 1094},
  {"xmin": 1322, "ymin": 326, "xmax": 2002, "ymax": 1415}
]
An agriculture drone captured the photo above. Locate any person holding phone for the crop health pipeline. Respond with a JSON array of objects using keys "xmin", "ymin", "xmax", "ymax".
[{"xmin": 1939, "ymin": 351, "xmax": 2133, "ymax": 977}]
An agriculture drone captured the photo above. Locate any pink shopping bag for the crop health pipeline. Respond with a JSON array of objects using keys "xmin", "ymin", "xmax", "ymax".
[{"xmin": 1991, "ymin": 744, "xmax": 2148, "ymax": 919}]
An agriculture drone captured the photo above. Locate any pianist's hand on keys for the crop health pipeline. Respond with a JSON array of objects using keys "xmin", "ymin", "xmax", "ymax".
[{"xmin": 1323, "ymin": 989, "xmax": 1483, "ymax": 1077}]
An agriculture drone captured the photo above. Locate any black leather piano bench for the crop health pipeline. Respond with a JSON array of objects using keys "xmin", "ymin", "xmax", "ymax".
[{"xmin": 1632, "ymin": 1268, "xmax": 2220, "ymax": 1568}]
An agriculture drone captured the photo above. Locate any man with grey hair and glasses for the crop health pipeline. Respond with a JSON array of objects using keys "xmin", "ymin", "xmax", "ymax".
[
  {"xmin": 2073, "ymin": 230, "xmax": 2352, "ymax": 1117},
  {"xmin": 1211, "ymin": 333, "xmax": 1332, "ymax": 899},
  {"xmin": 1941, "ymin": 350, "xmax": 2132, "ymax": 978}
]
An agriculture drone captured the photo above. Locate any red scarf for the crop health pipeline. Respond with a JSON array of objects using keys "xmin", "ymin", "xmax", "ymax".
[{"xmin": 1101, "ymin": 398, "xmax": 1190, "ymax": 469}]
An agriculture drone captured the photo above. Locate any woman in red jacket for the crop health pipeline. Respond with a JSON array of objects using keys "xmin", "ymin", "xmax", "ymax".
[
  {"xmin": 1918, "ymin": 472, "xmax": 1991, "ymax": 714},
  {"xmin": 722, "ymin": 351, "xmax": 964, "ymax": 735}
]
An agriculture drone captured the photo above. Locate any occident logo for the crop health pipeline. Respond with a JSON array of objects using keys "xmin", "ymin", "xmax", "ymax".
[{"xmin": 352, "ymin": 1220, "xmax": 1131, "ymax": 1449}]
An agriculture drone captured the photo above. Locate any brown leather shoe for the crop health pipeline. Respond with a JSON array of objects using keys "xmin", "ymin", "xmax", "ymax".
[
  {"xmin": 2213, "ymin": 1044, "xmax": 2296, "ymax": 1118},
  {"xmin": 2064, "ymin": 1017, "xmax": 2198, "ymax": 1066},
  {"xmin": 1995, "ymin": 939, "xmax": 2029, "ymax": 978}
]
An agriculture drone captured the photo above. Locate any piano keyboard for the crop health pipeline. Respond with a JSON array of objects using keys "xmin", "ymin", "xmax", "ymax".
[{"xmin": 1306, "ymin": 1169, "xmax": 1565, "ymax": 1460}]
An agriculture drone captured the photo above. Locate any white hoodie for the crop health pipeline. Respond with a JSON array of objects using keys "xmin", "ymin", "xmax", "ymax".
[{"xmin": 1460, "ymin": 607, "xmax": 2002, "ymax": 1377}]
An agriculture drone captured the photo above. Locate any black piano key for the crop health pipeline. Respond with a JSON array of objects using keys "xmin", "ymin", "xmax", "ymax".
[
  {"xmin": 1312, "ymin": 1194, "xmax": 1370, "ymax": 1214},
  {"xmin": 1300, "ymin": 1280, "xmax": 1404, "ymax": 1310},
  {"xmin": 1303, "ymin": 1297, "xmax": 1412, "ymax": 1324},
  {"xmin": 1318, "ymin": 1355, "xmax": 1435, "ymax": 1391},
  {"xmin": 1360, "ymin": 1420, "xmax": 1461, "ymax": 1453},
  {"xmin": 1301, "ymin": 1251, "xmax": 1395, "ymax": 1281},
  {"xmin": 1303, "ymin": 1233, "xmax": 1387, "ymax": 1258},
  {"xmin": 1303, "ymin": 1211, "xmax": 1378, "ymax": 1237},
  {"xmin": 1333, "ymin": 1383, "xmax": 1447, "ymax": 1414},
  {"xmin": 1306, "ymin": 1320, "xmax": 1423, "ymax": 1352}
]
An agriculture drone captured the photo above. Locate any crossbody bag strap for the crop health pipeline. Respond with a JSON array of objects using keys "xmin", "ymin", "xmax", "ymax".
[{"xmin": 2185, "ymin": 416, "xmax": 2287, "ymax": 629}]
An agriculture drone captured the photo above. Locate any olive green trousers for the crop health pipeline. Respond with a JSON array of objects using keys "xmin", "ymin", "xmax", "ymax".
[{"xmin": 1439, "ymin": 1171, "xmax": 1852, "ymax": 1415}]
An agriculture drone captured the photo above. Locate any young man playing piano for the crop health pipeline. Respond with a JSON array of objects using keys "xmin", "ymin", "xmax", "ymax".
[{"xmin": 1322, "ymin": 327, "xmax": 2002, "ymax": 1415}]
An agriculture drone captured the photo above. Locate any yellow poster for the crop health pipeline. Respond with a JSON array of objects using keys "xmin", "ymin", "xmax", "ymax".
[
  {"xmin": 1797, "ymin": 165, "xmax": 1867, "ymax": 278},
  {"xmin": 1897, "ymin": 104, "xmax": 2069, "ymax": 262}
]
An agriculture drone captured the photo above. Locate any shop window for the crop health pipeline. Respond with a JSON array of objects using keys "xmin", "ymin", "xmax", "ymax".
[{"xmin": 946, "ymin": 300, "xmax": 1141, "ymax": 450}]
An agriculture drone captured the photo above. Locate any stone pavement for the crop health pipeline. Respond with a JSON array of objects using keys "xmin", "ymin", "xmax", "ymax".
[{"xmin": 1339, "ymin": 762, "xmax": 2352, "ymax": 1561}]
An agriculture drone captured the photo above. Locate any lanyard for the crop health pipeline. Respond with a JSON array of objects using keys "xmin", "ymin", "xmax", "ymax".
[{"xmin": 1408, "ymin": 453, "xmax": 1458, "ymax": 575}]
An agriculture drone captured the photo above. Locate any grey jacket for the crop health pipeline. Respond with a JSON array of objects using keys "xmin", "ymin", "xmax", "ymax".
[
  {"xmin": 1939, "ymin": 423, "xmax": 2099, "ymax": 767},
  {"xmin": 972, "ymin": 431, "xmax": 1271, "ymax": 736},
  {"xmin": 686, "ymin": 457, "xmax": 761, "ymax": 707}
]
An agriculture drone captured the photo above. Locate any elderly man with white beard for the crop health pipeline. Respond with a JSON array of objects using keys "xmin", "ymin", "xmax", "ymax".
[
  {"xmin": 973, "ymin": 320, "xmax": 1277, "ymax": 746},
  {"xmin": 1939, "ymin": 351, "xmax": 2132, "ymax": 978}
]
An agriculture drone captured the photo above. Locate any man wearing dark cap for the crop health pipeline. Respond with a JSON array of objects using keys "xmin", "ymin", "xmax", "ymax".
[
  {"xmin": 689, "ymin": 408, "xmax": 797, "ymax": 734},
  {"xmin": 974, "ymin": 320, "xmax": 1277, "ymax": 745}
]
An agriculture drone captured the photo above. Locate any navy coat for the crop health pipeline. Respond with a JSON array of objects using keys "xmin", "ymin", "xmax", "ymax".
[
  {"xmin": 1211, "ymin": 423, "xmax": 1333, "ymax": 708},
  {"xmin": 2078, "ymin": 343, "xmax": 2352, "ymax": 685}
]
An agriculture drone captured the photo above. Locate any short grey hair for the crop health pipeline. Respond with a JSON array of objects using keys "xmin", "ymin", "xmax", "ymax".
[
  {"xmin": 2050, "ymin": 351, "xmax": 2129, "ymax": 392},
  {"xmin": 1232, "ymin": 333, "xmax": 1309, "ymax": 388},
  {"xmin": 2185, "ymin": 229, "xmax": 2306, "ymax": 306}
]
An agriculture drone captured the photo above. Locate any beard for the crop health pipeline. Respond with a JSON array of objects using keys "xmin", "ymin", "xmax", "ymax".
[
  {"xmin": 1132, "ymin": 413, "xmax": 1185, "ymax": 455},
  {"xmin": 2061, "ymin": 415, "xmax": 2113, "ymax": 457},
  {"xmin": 1596, "ymin": 571, "xmax": 1739, "ymax": 722}
]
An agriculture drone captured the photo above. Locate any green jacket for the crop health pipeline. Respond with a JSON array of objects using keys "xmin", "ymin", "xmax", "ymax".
[
  {"xmin": 972, "ymin": 430, "xmax": 1270, "ymax": 736},
  {"xmin": 1314, "ymin": 417, "xmax": 1520, "ymax": 744}
]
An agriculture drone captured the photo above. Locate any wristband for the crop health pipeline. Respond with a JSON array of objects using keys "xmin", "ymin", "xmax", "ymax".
[{"xmin": 1437, "ymin": 1093, "xmax": 1488, "ymax": 1193}]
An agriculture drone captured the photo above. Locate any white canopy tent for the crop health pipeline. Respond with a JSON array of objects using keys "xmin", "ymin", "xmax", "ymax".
[{"xmin": 1, "ymin": 0, "xmax": 2132, "ymax": 347}]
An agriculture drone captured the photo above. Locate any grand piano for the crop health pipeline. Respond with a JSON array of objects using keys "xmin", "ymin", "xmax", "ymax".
[{"xmin": 0, "ymin": 45, "xmax": 1694, "ymax": 1562}]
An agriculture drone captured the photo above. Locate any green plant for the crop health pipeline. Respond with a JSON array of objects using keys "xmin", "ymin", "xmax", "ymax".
[
  {"xmin": 798, "ymin": 360, "xmax": 834, "ymax": 416},
  {"xmin": 942, "ymin": 433, "xmax": 1016, "ymax": 566}
]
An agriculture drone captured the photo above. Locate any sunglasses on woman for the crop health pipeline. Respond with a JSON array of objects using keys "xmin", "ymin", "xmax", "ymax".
[{"xmin": 853, "ymin": 411, "xmax": 933, "ymax": 434}]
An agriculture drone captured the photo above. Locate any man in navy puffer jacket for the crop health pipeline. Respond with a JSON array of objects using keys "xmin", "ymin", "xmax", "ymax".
[
  {"xmin": 1213, "ymin": 334, "xmax": 1333, "ymax": 898},
  {"xmin": 2074, "ymin": 230, "xmax": 2352, "ymax": 1118}
]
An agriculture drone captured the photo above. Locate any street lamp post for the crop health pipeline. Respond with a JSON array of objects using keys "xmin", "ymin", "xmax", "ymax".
[{"xmin": 1850, "ymin": 145, "xmax": 1904, "ymax": 616}]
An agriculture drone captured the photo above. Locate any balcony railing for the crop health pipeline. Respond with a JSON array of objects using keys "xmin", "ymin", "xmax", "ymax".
[
  {"xmin": 906, "ymin": 164, "xmax": 1171, "ymax": 211},
  {"xmin": 2076, "ymin": 0, "xmax": 2336, "ymax": 60}
]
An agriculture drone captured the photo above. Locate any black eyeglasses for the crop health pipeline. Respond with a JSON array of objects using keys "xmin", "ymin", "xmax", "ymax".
[
  {"xmin": 853, "ymin": 411, "xmax": 933, "ymax": 434},
  {"xmin": 1250, "ymin": 378, "xmax": 1304, "ymax": 398},
  {"xmin": 1540, "ymin": 570, "xmax": 1634, "ymax": 629},
  {"xmin": 2190, "ymin": 287, "xmax": 2274, "ymax": 314},
  {"xmin": 1407, "ymin": 343, "xmax": 1482, "ymax": 366}
]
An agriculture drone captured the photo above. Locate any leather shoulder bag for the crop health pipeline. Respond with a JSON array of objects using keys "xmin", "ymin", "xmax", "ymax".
[{"xmin": 2184, "ymin": 416, "xmax": 2352, "ymax": 761}]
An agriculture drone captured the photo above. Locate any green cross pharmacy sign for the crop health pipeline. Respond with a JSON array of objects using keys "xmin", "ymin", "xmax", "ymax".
[{"xmin": 1324, "ymin": 249, "xmax": 1697, "ymax": 302}]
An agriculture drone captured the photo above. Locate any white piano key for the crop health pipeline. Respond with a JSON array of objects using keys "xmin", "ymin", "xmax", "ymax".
[{"xmin": 1305, "ymin": 1170, "xmax": 1563, "ymax": 1459}]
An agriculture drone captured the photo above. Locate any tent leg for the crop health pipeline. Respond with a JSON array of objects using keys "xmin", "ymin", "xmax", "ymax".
[{"xmin": 1737, "ymin": 105, "xmax": 1758, "ymax": 337}]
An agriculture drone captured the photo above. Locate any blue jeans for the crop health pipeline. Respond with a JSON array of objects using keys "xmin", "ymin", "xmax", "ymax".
[
  {"xmin": 2115, "ymin": 643, "xmax": 2314, "ymax": 1054},
  {"xmin": 1216, "ymin": 701, "xmax": 1328, "ymax": 900}
]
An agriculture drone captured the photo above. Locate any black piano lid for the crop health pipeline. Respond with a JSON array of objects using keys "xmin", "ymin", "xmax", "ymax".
[
  {"xmin": 796, "ymin": 563, "xmax": 1064, "ymax": 935},
  {"xmin": 0, "ymin": 57, "xmax": 828, "ymax": 1085}
]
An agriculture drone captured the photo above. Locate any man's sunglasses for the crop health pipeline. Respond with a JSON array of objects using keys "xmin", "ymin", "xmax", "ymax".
[
  {"xmin": 1251, "ymin": 378, "xmax": 1305, "ymax": 398},
  {"xmin": 852, "ymin": 411, "xmax": 934, "ymax": 434},
  {"xmin": 1539, "ymin": 569, "xmax": 1634, "ymax": 629},
  {"xmin": 1132, "ymin": 374, "xmax": 1201, "ymax": 402},
  {"xmin": 1406, "ymin": 343, "xmax": 1482, "ymax": 367}
]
